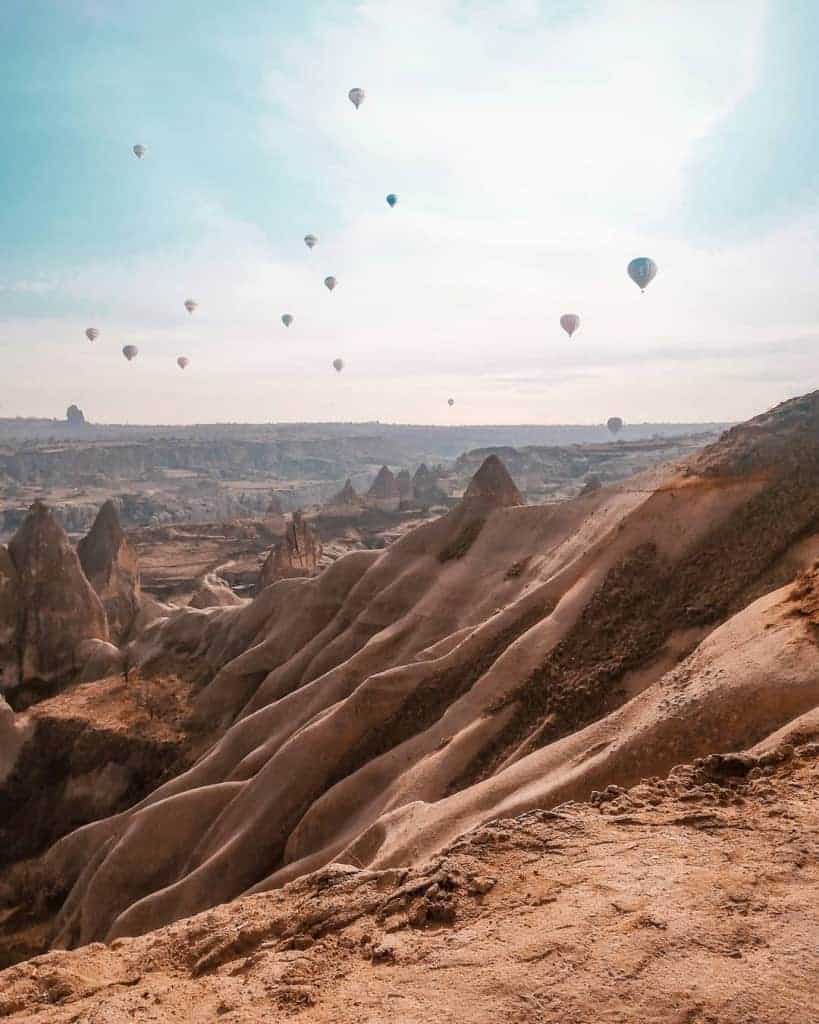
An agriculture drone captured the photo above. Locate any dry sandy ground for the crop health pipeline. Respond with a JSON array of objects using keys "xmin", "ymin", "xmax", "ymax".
[{"xmin": 1, "ymin": 738, "xmax": 816, "ymax": 1023}]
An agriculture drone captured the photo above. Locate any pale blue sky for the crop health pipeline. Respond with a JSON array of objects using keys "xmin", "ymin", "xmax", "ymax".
[{"xmin": 1, "ymin": 0, "xmax": 817, "ymax": 424}]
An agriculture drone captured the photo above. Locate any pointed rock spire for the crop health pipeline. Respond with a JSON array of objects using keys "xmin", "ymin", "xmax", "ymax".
[
  {"xmin": 7, "ymin": 501, "xmax": 108, "ymax": 703},
  {"xmin": 462, "ymin": 454, "xmax": 523, "ymax": 508},
  {"xmin": 77, "ymin": 500, "xmax": 141, "ymax": 644}
]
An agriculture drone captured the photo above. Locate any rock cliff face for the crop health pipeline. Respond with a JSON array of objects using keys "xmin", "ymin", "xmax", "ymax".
[
  {"xmin": 35, "ymin": 394, "xmax": 819, "ymax": 949},
  {"xmin": 3, "ymin": 503, "xmax": 108, "ymax": 707},
  {"xmin": 0, "ymin": 547, "xmax": 18, "ymax": 690},
  {"xmin": 256, "ymin": 511, "xmax": 323, "ymax": 591},
  {"xmin": 77, "ymin": 501, "xmax": 141, "ymax": 644}
]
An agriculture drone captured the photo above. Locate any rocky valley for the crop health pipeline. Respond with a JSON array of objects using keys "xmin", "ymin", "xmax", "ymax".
[{"xmin": 0, "ymin": 398, "xmax": 816, "ymax": 1021}]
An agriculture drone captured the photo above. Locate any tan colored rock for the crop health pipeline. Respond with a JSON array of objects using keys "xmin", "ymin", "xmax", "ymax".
[
  {"xmin": 7, "ymin": 501, "xmax": 108, "ymax": 704},
  {"xmin": 77, "ymin": 500, "xmax": 141, "ymax": 644},
  {"xmin": 462, "ymin": 454, "xmax": 524, "ymax": 508},
  {"xmin": 189, "ymin": 573, "xmax": 245, "ymax": 609},
  {"xmin": 257, "ymin": 511, "xmax": 322, "ymax": 592},
  {"xmin": 328, "ymin": 479, "xmax": 363, "ymax": 509}
]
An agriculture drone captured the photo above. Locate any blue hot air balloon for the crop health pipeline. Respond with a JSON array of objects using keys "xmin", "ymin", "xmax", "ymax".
[
  {"xmin": 627, "ymin": 257, "xmax": 658, "ymax": 293},
  {"xmin": 386, "ymin": 193, "xmax": 398, "ymax": 208}
]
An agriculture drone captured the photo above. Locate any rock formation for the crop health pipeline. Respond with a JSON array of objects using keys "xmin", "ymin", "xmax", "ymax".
[
  {"xmin": 65, "ymin": 404, "xmax": 85, "ymax": 427},
  {"xmin": 396, "ymin": 468, "xmax": 412, "ymax": 501},
  {"xmin": 412, "ymin": 462, "xmax": 448, "ymax": 505},
  {"xmin": 266, "ymin": 494, "xmax": 284, "ymax": 517},
  {"xmin": 77, "ymin": 500, "xmax": 141, "ymax": 644},
  {"xmin": 366, "ymin": 465, "xmax": 400, "ymax": 510},
  {"xmin": 461, "ymin": 452, "xmax": 523, "ymax": 508},
  {"xmin": 324, "ymin": 478, "xmax": 364, "ymax": 515},
  {"xmin": 3, "ymin": 502, "xmax": 108, "ymax": 706},
  {"xmin": 0, "ymin": 546, "xmax": 18, "ymax": 689},
  {"xmin": 256, "ymin": 510, "xmax": 322, "ymax": 591},
  {"xmin": 32, "ymin": 398, "xmax": 819, "ymax": 949},
  {"xmin": 189, "ymin": 573, "xmax": 245, "ymax": 609}
]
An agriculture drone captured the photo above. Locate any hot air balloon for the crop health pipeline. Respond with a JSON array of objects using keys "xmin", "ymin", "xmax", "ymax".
[
  {"xmin": 333, "ymin": 358, "xmax": 344, "ymax": 373},
  {"xmin": 122, "ymin": 345, "xmax": 139, "ymax": 362},
  {"xmin": 133, "ymin": 144, "xmax": 147, "ymax": 159},
  {"xmin": 448, "ymin": 398, "xmax": 454, "ymax": 407},
  {"xmin": 560, "ymin": 314, "xmax": 580, "ymax": 338},
  {"xmin": 304, "ymin": 234, "xmax": 318, "ymax": 249},
  {"xmin": 386, "ymin": 194, "xmax": 398, "ymax": 208},
  {"xmin": 324, "ymin": 276, "xmax": 337, "ymax": 291},
  {"xmin": 85, "ymin": 328, "xmax": 99, "ymax": 343},
  {"xmin": 177, "ymin": 356, "xmax": 190, "ymax": 370},
  {"xmin": 607, "ymin": 416, "xmax": 624, "ymax": 436},
  {"xmin": 281, "ymin": 314, "xmax": 294, "ymax": 327},
  {"xmin": 184, "ymin": 299, "xmax": 198, "ymax": 315},
  {"xmin": 627, "ymin": 257, "xmax": 658, "ymax": 293},
  {"xmin": 348, "ymin": 87, "xmax": 365, "ymax": 109}
]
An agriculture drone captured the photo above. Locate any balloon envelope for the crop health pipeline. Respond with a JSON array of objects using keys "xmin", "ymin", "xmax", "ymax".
[
  {"xmin": 281, "ymin": 314, "xmax": 293, "ymax": 327},
  {"xmin": 133, "ymin": 144, "xmax": 147, "ymax": 159},
  {"xmin": 85, "ymin": 328, "xmax": 99, "ymax": 343},
  {"xmin": 607, "ymin": 416, "xmax": 624, "ymax": 435},
  {"xmin": 560, "ymin": 313, "xmax": 580, "ymax": 338},
  {"xmin": 324, "ymin": 276, "xmax": 337, "ymax": 291},
  {"xmin": 348, "ymin": 87, "xmax": 365, "ymax": 109},
  {"xmin": 122, "ymin": 345, "xmax": 138, "ymax": 362},
  {"xmin": 304, "ymin": 234, "xmax": 318, "ymax": 249},
  {"xmin": 177, "ymin": 356, "xmax": 190, "ymax": 369},
  {"xmin": 333, "ymin": 358, "xmax": 344, "ymax": 372},
  {"xmin": 184, "ymin": 299, "xmax": 198, "ymax": 314},
  {"xmin": 627, "ymin": 257, "xmax": 658, "ymax": 292},
  {"xmin": 448, "ymin": 398, "xmax": 454, "ymax": 407},
  {"xmin": 386, "ymin": 194, "xmax": 398, "ymax": 207}
]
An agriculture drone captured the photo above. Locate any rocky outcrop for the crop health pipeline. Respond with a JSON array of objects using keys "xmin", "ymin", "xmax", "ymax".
[
  {"xmin": 77, "ymin": 501, "xmax": 141, "ymax": 644},
  {"xmin": 0, "ymin": 547, "xmax": 18, "ymax": 690},
  {"xmin": 256, "ymin": 511, "xmax": 322, "ymax": 592},
  {"xmin": 462, "ymin": 454, "xmax": 524, "ymax": 508},
  {"xmin": 329, "ymin": 479, "xmax": 362, "ymax": 509},
  {"xmin": 4, "ymin": 502, "xmax": 108, "ymax": 707},
  {"xmin": 396, "ymin": 468, "xmax": 412, "ymax": 501},
  {"xmin": 412, "ymin": 463, "xmax": 448, "ymax": 505},
  {"xmin": 367, "ymin": 466, "xmax": 400, "ymax": 511},
  {"xmin": 65, "ymin": 405, "xmax": 85, "ymax": 427},
  {"xmin": 189, "ymin": 574, "xmax": 245, "ymax": 609}
]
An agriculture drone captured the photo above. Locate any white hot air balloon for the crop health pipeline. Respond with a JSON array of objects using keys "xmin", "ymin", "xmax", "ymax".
[
  {"xmin": 184, "ymin": 298, "xmax": 198, "ymax": 315},
  {"xmin": 560, "ymin": 314, "xmax": 580, "ymax": 338},
  {"xmin": 85, "ymin": 328, "xmax": 100, "ymax": 343},
  {"xmin": 324, "ymin": 276, "xmax": 337, "ymax": 291},
  {"xmin": 348, "ymin": 87, "xmax": 365, "ymax": 109},
  {"xmin": 304, "ymin": 234, "xmax": 318, "ymax": 249},
  {"xmin": 133, "ymin": 144, "xmax": 147, "ymax": 159},
  {"xmin": 122, "ymin": 345, "xmax": 139, "ymax": 362},
  {"xmin": 333, "ymin": 357, "xmax": 344, "ymax": 373},
  {"xmin": 177, "ymin": 356, "xmax": 190, "ymax": 370},
  {"xmin": 281, "ymin": 314, "xmax": 294, "ymax": 327}
]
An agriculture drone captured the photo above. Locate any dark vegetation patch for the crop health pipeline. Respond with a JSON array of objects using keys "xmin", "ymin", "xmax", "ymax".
[{"xmin": 438, "ymin": 517, "xmax": 485, "ymax": 563}]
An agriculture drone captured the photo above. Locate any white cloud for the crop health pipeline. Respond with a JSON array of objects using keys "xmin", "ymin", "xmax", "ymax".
[{"xmin": 7, "ymin": 0, "xmax": 816, "ymax": 426}]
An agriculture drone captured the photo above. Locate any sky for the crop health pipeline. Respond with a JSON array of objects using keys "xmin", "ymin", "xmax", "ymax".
[{"xmin": 0, "ymin": 0, "xmax": 817, "ymax": 425}]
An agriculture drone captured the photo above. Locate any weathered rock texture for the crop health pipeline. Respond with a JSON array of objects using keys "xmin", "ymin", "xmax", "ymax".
[
  {"xmin": 412, "ymin": 463, "xmax": 448, "ymax": 505},
  {"xmin": 77, "ymin": 501, "xmax": 141, "ymax": 644},
  {"xmin": 3, "ymin": 503, "xmax": 108, "ymax": 707},
  {"xmin": 2, "ymin": 740, "xmax": 816, "ymax": 1022},
  {"xmin": 325, "ymin": 479, "xmax": 363, "ymax": 512},
  {"xmin": 12, "ymin": 395, "xmax": 819, "ymax": 962},
  {"xmin": 256, "ymin": 511, "xmax": 323, "ymax": 591},
  {"xmin": 188, "ymin": 573, "xmax": 245, "ymax": 609}
]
